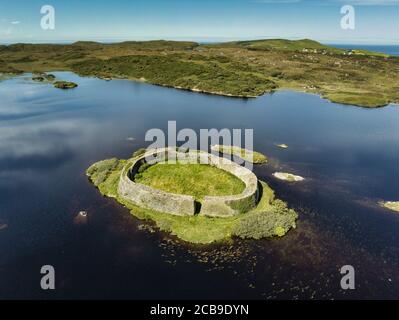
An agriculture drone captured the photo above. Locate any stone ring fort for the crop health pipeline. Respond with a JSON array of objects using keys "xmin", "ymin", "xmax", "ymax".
[{"xmin": 118, "ymin": 148, "xmax": 259, "ymax": 217}]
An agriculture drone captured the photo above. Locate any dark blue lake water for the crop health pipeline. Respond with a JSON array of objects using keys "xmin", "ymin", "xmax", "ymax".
[
  {"xmin": 331, "ymin": 44, "xmax": 399, "ymax": 56},
  {"xmin": 1, "ymin": 72, "xmax": 398, "ymax": 299}
]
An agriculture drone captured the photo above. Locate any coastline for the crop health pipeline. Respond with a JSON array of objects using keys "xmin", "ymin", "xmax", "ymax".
[
  {"xmin": 2, "ymin": 39, "xmax": 399, "ymax": 108},
  {"xmin": 3, "ymin": 70, "xmax": 398, "ymax": 108}
]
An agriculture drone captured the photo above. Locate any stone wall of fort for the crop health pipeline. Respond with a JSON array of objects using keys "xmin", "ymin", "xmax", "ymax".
[{"xmin": 117, "ymin": 148, "xmax": 259, "ymax": 217}]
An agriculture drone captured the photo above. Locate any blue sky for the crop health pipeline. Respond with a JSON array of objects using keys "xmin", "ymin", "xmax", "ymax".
[{"xmin": 0, "ymin": 0, "xmax": 398, "ymax": 44}]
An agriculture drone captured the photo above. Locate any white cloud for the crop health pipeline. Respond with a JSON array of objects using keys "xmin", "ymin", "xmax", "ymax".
[{"xmin": 11, "ymin": 21, "xmax": 21, "ymax": 25}]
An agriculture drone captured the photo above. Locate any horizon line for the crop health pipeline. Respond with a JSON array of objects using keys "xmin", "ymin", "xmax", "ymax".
[{"xmin": 1, "ymin": 37, "xmax": 399, "ymax": 46}]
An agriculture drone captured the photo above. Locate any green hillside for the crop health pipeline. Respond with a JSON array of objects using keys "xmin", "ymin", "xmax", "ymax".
[{"xmin": 0, "ymin": 39, "xmax": 398, "ymax": 107}]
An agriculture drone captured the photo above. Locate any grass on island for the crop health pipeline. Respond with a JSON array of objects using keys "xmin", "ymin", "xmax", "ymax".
[
  {"xmin": 211, "ymin": 145, "xmax": 267, "ymax": 164},
  {"xmin": 1, "ymin": 39, "xmax": 398, "ymax": 107},
  {"xmin": 53, "ymin": 81, "xmax": 78, "ymax": 89},
  {"xmin": 86, "ymin": 155, "xmax": 297, "ymax": 244},
  {"xmin": 29, "ymin": 72, "xmax": 78, "ymax": 90},
  {"xmin": 380, "ymin": 201, "xmax": 399, "ymax": 213},
  {"xmin": 32, "ymin": 72, "xmax": 56, "ymax": 82},
  {"xmin": 135, "ymin": 162, "xmax": 246, "ymax": 201}
]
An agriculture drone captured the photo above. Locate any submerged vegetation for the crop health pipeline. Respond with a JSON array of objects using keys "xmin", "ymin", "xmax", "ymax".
[
  {"xmin": 86, "ymin": 153, "xmax": 298, "ymax": 244},
  {"xmin": 0, "ymin": 39, "xmax": 398, "ymax": 106}
]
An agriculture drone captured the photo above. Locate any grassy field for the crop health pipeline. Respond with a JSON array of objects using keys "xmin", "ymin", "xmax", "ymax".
[
  {"xmin": 1, "ymin": 39, "xmax": 398, "ymax": 107},
  {"xmin": 135, "ymin": 162, "xmax": 246, "ymax": 201},
  {"xmin": 86, "ymin": 154, "xmax": 298, "ymax": 244}
]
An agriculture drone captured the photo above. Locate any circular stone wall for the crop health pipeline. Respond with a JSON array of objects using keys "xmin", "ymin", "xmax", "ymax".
[{"xmin": 118, "ymin": 148, "xmax": 259, "ymax": 217}]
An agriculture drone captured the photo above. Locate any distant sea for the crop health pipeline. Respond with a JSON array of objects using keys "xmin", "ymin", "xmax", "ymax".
[
  {"xmin": 330, "ymin": 44, "xmax": 399, "ymax": 56},
  {"xmin": 1, "ymin": 39, "xmax": 398, "ymax": 57}
]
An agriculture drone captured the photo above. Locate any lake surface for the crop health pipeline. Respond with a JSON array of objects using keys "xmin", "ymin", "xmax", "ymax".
[{"xmin": 1, "ymin": 72, "xmax": 399, "ymax": 299}]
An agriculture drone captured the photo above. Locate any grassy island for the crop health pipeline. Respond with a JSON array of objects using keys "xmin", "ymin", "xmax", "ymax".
[
  {"xmin": 30, "ymin": 73, "xmax": 78, "ymax": 90},
  {"xmin": 380, "ymin": 201, "xmax": 399, "ymax": 213},
  {"xmin": 86, "ymin": 150, "xmax": 298, "ymax": 244},
  {"xmin": 1, "ymin": 39, "xmax": 398, "ymax": 107},
  {"xmin": 273, "ymin": 172, "xmax": 305, "ymax": 182},
  {"xmin": 276, "ymin": 144, "xmax": 288, "ymax": 149},
  {"xmin": 211, "ymin": 145, "xmax": 267, "ymax": 164},
  {"xmin": 32, "ymin": 72, "xmax": 56, "ymax": 82},
  {"xmin": 53, "ymin": 81, "xmax": 78, "ymax": 89}
]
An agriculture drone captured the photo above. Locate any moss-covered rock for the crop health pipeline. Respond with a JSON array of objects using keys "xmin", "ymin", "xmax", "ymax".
[
  {"xmin": 211, "ymin": 145, "xmax": 267, "ymax": 164},
  {"xmin": 32, "ymin": 76, "xmax": 45, "ymax": 82},
  {"xmin": 380, "ymin": 201, "xmax": 399, "ymax": 213},
  {"xmin": 273, "ymin": 172, "xmax": 305, "ymax": 182},
  {"xmin": 45, "ymin": 74, "xmax": 56, "ymax": 81},
  {"xmin": 32, "ymin": 73, "xmax": 56, "ymax": 82},
  {"xmin": 54, "ymin": 81, "xmax": 78, "ymax": 89}
]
